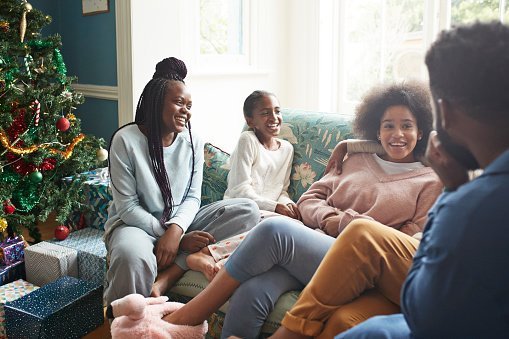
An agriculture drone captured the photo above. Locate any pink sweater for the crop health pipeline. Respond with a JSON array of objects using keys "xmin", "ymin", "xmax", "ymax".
[{"xmin": 297, "ymin": 153, "xmax": 443, "ymax": 237}]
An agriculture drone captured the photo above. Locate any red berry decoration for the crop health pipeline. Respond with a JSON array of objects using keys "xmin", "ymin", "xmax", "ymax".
[
  {"xmin": 54, "ymin": 225, "xmax": 70, "ymax": 241},
  {"xmin": 56, "ymin": 117, "xmax": 70, "ymax": 132},
  {"xmin": 4, "ymin": 203, "xmax": 16, "ymax": 214}
]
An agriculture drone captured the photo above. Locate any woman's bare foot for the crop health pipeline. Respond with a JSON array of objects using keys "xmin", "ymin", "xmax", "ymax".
[
  {"xmin": 187, "ymin": 250, "xmax": 220, "ymax": 281},
  {"xmin": 150, "ymin": 280, "xmax": 164, "ymax": 297},
  {"xmin": 150, "ymin": 264, "xmax": 186, "ymax": 297}
]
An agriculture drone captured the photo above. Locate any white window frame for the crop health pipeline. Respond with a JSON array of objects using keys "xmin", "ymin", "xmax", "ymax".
[{"xmin": 195, "ymin": 0, "xmax": 251, "ymax": 70}]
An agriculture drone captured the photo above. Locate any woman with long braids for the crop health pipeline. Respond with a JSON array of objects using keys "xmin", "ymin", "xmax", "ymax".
[{"xmin": 103, "ymin": 57, "xmax": 260, "ymax": 307}]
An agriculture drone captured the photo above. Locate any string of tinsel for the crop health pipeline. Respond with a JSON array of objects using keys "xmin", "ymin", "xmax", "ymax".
[
  {"xmin": 0, "ymin": 169, "xmax": 20, "ymax": 186},
  {"xmin": 52, "ymin": 48, "xmax": 67, "ymax": 82},
  {"xmin": 2, "ymin": 166, "xmax": 60, "ymax": 213},
  {"xmin": 12, "ymin": 180, "xmax": 39, "ymax": 212},
  {"xmin": 0, "ymin": 131, "xmax": 85, "ymax": 159},
  {"xmin": 27, "ymin": 40, "xmax": 54, "ymax": 49}
]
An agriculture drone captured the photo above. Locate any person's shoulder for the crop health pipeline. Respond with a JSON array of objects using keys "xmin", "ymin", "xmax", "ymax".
[
  {"xmin": 347, "ymin": 152, "xmax": 369, "ymax": 163},
  {"xmin": 179, "ymin": 128, "xmax": 202, "ymax": 143},
  {"xmin": 237, "ymin": 130, "xmax": 258, "ymax": 147},
  {"xmin": 239, "ymin": 130, "xmax": 257, "ymax": 141},
  {"xmin": 278, "ymin": 138, "xmax": 293, "ymax": 150},
  {"xmin": 112, "ymin": 124, "xmax": 144, "ymax": 145}
]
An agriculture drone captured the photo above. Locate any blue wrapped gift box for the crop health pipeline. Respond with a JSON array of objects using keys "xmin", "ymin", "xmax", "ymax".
[
  {"xmin": 0, "ymin": 279, "xmax": 39, "ymax": 338},
  {"xmin": 4, "ymin": 276, "xmax": 103, "ymax": 339},
  {"xmin": 49, "ymin": 228, "xmax": 107, "ymax": 286},
  {"xmin": 64, "ymin": 168, "xmax": 111, "ymax": 231},
  {"xmin": 0, "ymin": 261, "xmax": 26, "ymax": 286}
]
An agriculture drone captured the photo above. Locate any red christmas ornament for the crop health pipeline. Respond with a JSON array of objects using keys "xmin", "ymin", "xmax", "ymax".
[
  {"xmin": 3, "ymin": 201, "xmax": 15, "ymax": 214},
  {"xmin": 54, "ymin": 225, "xmax": 70, "ymax": 240},
  {"xmin": 56, "ymin": 117, "xmax": 70, "ymax": 132}
]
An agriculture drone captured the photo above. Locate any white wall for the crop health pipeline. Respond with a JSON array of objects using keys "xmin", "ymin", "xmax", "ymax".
[{"xmin": 128, "ymin": 0, "xmax": 325, "ymax": 152}]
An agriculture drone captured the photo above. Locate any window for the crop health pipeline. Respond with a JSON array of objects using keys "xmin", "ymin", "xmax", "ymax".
[
  {"xmin": 199, "ymin": 0, "xmax": 249, "ymax": 67},
  {"xmin": 325, "ymin": 0, "xmax": 508, "ymax": 115}
]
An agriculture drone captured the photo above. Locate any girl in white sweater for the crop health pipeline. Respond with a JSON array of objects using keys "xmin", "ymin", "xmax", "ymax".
[{"xmin": 186, "ymin": 90, "xmax": 301, "ymax": 280}]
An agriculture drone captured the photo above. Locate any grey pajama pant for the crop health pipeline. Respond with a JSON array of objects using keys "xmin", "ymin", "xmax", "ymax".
[
  {"xmin": 103, "ymin": 198, "xmax": 259, "ymax": 305},
  {"xmin": 221, "ymin": 216, "xmax": 335, "ymax": 339}
]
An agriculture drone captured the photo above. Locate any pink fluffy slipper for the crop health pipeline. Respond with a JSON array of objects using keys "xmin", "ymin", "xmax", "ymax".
[{"xmin": 110, "ymin": 294, "xmax": 208, "ymax": 339}]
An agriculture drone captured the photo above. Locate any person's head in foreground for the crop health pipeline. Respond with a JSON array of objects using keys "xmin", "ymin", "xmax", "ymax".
[{"xmin": 336, "ymin": 21, "xmax": 509, "ymax": 339}]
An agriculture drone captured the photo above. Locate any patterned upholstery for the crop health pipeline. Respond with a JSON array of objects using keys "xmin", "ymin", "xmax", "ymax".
[
  {"xmin": 201, "ymin": 143, "xmax": 230, "ymax": 206},
  {"xmin": 169, "ymin": 108, "xmax": 353, "ymax": 338},
  {"xmin": 201, "ymin": 108, "xmax": 353, "ymax": 204}
]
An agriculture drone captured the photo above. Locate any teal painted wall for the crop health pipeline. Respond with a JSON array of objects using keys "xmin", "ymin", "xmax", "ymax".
[{"xmin": 30, "ymin": 0, "xmax": 118, "ymax": 144}]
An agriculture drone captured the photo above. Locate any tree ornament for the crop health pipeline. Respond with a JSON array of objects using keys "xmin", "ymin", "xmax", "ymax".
[
  {"xmin": 31, "ymin": 100, "xmax": 41, "ymax": 126},
  {"xmin": 96, "ymin": 147, "xmax": 108, "ymax": 162},
  {"xmin": 54, "ymin": 225, "xmax": 70, "ymax": 241},
  {"xmin": 0, "ymin": 21, "xmax": 9, "ymax": 32},
  {"xmin": 23, "ymin": 54, "xmax": 33, "ymax": 78},
  {"xmin": 29, "ymin": 170, "xmax": 43, "ymax": 183},
  {"xmin": 0, "ymin": 218, "xmax": 7, "ymax": 233},
  {"xmin": 3, "ymin": 201, "xmax": 15, "ymax": 214},
  {"xmin": 56, "ymin": 117, "xmax": 70, "ymax": 131},
  {"xmin": 20, "ymin": 1, "xmax": 33, "ymax": 43}
]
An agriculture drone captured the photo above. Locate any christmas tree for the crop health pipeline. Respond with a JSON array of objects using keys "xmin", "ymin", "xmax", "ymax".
[{"xmin": 0, "ymin": 0, "xmax": 106, "ymax": 242}]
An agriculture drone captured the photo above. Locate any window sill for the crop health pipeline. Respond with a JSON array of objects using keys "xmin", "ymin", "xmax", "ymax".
[{"xmin": 190, "ymin": 67, "xmax": 270, "ymax": 78}]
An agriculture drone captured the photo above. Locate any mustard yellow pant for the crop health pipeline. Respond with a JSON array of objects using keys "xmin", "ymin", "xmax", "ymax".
[{"xmin": 281, "ymin": 219, "xmax": 419, "ymax": 338}]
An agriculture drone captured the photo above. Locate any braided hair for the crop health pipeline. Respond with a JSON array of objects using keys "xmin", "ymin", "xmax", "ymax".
[{"xmin": 109, "ymin": 57, "xmax": 195, "ymax": 228}]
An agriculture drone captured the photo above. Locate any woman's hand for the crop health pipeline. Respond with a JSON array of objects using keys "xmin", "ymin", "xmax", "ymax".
[
  {"xmin": 322, "ymin": 214, "xmax": 342, "ymax": 237},
  {"xmin": 425, "ymin": 131, "xmax": 469, "ymax": 190},
  {"xmin": 275, "ymin": 203, "xmax": 301, "ymax": 220},
  {"xmin": 155, "ymin": 224, "xmax": 183, "ymax": 271},
  {"xmin": 180, "ymin": 231, "xmax": 215, "ymax": 253},
  {"xmin": 325, "ymin": 140, "xmax": 348, "ymax": 175}
]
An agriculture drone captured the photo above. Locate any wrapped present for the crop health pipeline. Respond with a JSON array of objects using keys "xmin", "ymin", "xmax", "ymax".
[
  {"xmin": 64, "ymin": 168, "xmax": 111, "ymax": 231},
  {"xmin": 5, "ymin": 276, "xmax": 103, "ymax": 338},
  {"xmin": 0, "ymin": 236, "xmax": 27, "ymax": 266},
  {"xmin": 0, "ymin": 279, "xmax": 39, "ymax": 338},
  {"xmin": 49, "ymin": 228, "xmax": 106, "ymax": 286},
  {"xmin": 0, "ymin": 261, "xmax": 26, "ymax": 286},
  {"xmin": 24, "ymin": 242, "xmax": 78, "ymax": 286}
]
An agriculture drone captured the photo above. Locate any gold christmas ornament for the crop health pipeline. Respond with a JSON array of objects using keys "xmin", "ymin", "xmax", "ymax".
[
  {"xmin": 20, "ymin": 1, "xmax": 32, "ymax": 43},
  {"xmin": 96, "ymin": 147, "xmax": 108, "ymax": 162},
  {"xmin": 0, "ymin": 218, "xmax": 7, "ymax": 233}
]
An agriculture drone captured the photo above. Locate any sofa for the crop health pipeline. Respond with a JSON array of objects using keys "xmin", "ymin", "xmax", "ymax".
[{"xmin": 167, "ymin": 108, "xmax": 354, "ymax": 338}]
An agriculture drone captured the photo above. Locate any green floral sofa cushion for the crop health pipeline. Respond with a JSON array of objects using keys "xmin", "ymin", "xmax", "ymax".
[
  {"xmin": 201, "ymin": 143, "xmax": 230, "ymax": 206},
  {"xmin": 278, "ymin": 108, "xmax": 353, "ymax": 201}
]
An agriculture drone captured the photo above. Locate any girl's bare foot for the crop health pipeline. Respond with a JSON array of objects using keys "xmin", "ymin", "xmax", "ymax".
[{"xmin": 187, "ymin": 250, "xmax": 220, "ymax": 281}]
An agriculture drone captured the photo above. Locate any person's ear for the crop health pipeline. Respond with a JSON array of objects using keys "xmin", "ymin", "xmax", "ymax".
[
  {"xmin": 417, "ymin": 130, "xmax": 423, "ymax": 141},
  {"xmin": 437, "ymin": 98, "xmax": 456, "ymax": 131},
  {"xmin": 246, "ymin": 116, "xmax": 255, "ymax": 129}
]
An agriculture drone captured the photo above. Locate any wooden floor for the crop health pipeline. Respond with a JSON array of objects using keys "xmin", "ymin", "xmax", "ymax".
[{"xmin": 23, "ymin": 213, "xmax": 111, "ymax": 339}]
